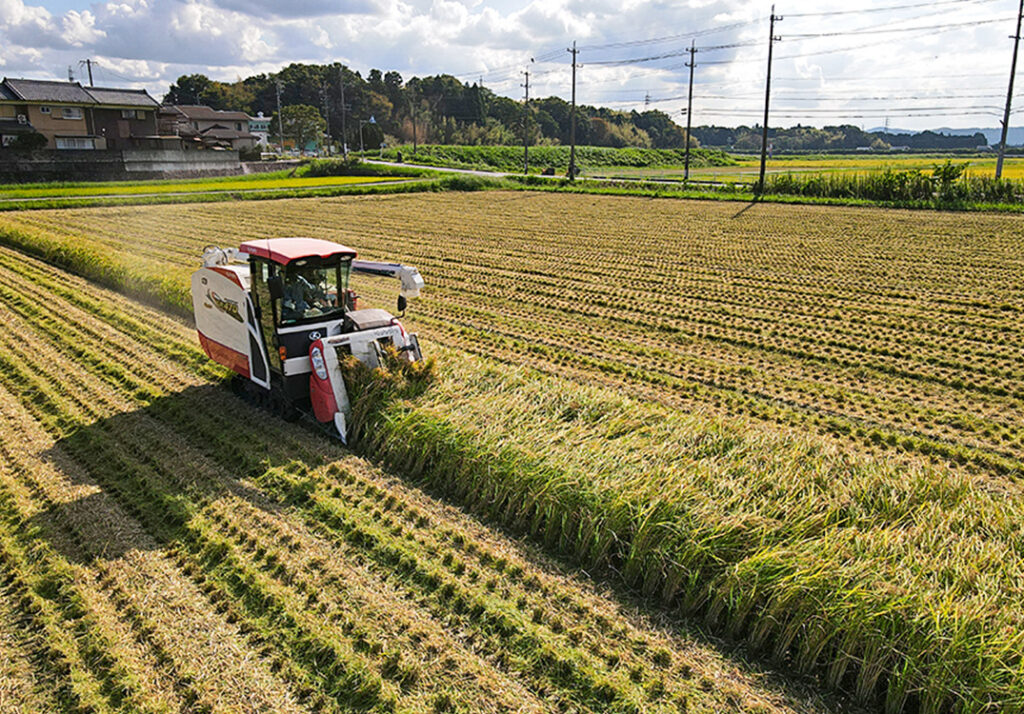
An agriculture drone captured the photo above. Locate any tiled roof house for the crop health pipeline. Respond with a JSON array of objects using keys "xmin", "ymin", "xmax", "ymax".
[
  {"xmin": 0, "ymin": 77, "xmax": 160, "ymax": 149},
  {"xmin": 160, "ymin": 105, "xmax": 259, "ymax": 150}
]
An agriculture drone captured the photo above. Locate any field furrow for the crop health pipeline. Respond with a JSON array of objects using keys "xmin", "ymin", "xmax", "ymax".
[
  {"xmin": 4, "ymin": 193, "xmax": 1022, "ymax": 477},
  {"xmin": 0, "ymin": 243, "xmax": 836, "ymax": 712},
  {"xmin": 2, "ymin": 191, "xmax": 1023, "ymax": 712}
]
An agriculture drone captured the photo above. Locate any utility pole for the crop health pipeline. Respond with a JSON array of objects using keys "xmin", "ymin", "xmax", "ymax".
[
  {"xmin": 758, "ymin": 6, "xmax": 781, "ymax": 195},
  {"xmin": 411, "ymin": 91, "xmax": 418, "ymax": 154},
  {"xmin": 275, "ymin": 80, "xmax": 285, "ymax": 154},
  {"xmin": 79, "ymin": 59, "xmax": 94, "ymax": 86},
  {"xmin": 568, "ymin": 41, "xmax": 579, "ymax": 181},
  {"xmin": 684, "ymin": 40, "xmax": 697, "ymax": 181},
  {"xmin": 321, "ymin": 82, "xmax": 331, "ymax": 156},
  {"xmin": 522, "ymin": 70, "xmax": 530, "ymax": 174},
  {"xmin": 338, "ymin": 68, "xmax": 348, "ymax": 157},
  {"xmin": 996, "ymin": 0, "xmax": 1023, "ymax": 179}
]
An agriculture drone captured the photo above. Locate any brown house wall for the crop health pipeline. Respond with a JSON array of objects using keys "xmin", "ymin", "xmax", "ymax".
[
  {"xmin": 90, "ymin": 108, "xmax": 158, "ymax": 149},
  {"xmin": 24, "ymin": 105, "xmax": 91, "ymax": 148}
]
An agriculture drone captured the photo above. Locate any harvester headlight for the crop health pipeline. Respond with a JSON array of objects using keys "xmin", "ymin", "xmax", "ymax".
[{"xmin": 311, "ymin": 346, "xmax": 329, "ymax": 380}]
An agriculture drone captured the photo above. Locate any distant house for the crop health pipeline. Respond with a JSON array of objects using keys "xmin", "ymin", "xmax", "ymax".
[
  {"xmin": 160, "ymin": 105, "xmax": 258, "ymax": 151},
  {"xmin": 0, "ymin": 77, "xmax": 159, "ymax": 150},
  {"xmin": 249, "ymin": 112, "xmax": 271, "ymax": 147}
]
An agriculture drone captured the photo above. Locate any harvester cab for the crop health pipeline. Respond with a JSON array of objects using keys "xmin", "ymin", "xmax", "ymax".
[{"xmin": 191, "ymin": 237, "xmax": 424, "ymax": 442}]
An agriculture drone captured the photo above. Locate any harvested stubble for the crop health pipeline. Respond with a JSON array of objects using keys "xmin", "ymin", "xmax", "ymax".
[
  {"xmin": 0, "ymin": 193, "xmax": 1023, "ymax": 712},
  {"xmin": 0, "ymin": 245, "xmax": 830, "ymax": 713}
]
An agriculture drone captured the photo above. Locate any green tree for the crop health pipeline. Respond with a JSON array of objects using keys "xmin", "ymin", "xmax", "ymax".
[
  {"xmin": 163, "ymin": 74, "xmax": 212, "ymax": 105},
  {"xmin": 271, "ymin": 104, "xmax": 326, "ymax": 151}
]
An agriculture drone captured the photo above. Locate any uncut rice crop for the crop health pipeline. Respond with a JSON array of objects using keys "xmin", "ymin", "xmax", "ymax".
[
  {"xmin": 1, "ymin": 192, "xmax": 1023, "ymax": 712},
  {"xmin": 2, "ymin": 192, "xmax": 1022, "ymax": 478},
  {"xmin": 0, "ymin": 244, "xmax": 829, "ymax": 713}
]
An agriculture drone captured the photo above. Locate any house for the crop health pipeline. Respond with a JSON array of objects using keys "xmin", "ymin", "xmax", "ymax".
[
  {"xmin": 0, "ymin": 82, "xmax": 38, "ymax": 148},
  {"xmin": 249, "ymin": 112, "xmax": 271, "ymax": 147},
  {"xmin": 160, "ymin": 105, "xmax": 258, "ymax": 151},
  {"xmin": 0, "ymin": 77, "xmax": 159, "ymax": 150}
]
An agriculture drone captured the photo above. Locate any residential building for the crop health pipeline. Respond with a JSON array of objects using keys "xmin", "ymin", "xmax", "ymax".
[
  {"xmin": 0, "ymin": 77, "xmax": 159, "ymax": 150},
  {"xmin": 160, "ymin": 105, "xmax": 258, "ymax": 151},
  {"xmin": 249, "ymin": 112, "xmax": 271, "ymax": 147}
]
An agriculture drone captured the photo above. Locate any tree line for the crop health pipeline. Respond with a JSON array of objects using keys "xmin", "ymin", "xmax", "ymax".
[
  {"xmin": 690, "ymin": 124, "xmax": 988, "ymax": 152},
  {"xmin": 163, "ymin": 63, "xmax": 695, "ymax": 151},
  {"xmin": 163, "ymin": 63, "xmax": 989, "ymax": 153}
]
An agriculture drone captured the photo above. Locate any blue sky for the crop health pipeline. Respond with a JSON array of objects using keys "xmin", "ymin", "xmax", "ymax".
[{"xmin": 1, "ymin": 0, "xmax": 1020, "ymax": 131}]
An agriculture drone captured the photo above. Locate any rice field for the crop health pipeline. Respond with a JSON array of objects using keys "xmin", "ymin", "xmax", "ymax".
[
  {"xmin": 592, "ymin": 154, "xmax": 1024, "ymax": 182},
  {"xmin": 0, "ymin": 243, "xmax": 835, "ymax": 713},
  {"xmin": 3, "ymin": 192, "xmax": 1021, "ymax": 477},
  {"xmin": 0, "ymin": 174, "xmax": 409, "ymax": 200},
  {"xmin": 1, "ymin": 191, "xmax": 1023, "ymax": 712}
]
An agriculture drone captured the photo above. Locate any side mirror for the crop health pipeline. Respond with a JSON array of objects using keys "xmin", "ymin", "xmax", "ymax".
[
  {"xmin": 397, "ymin": 295, "xmax": 407, "ymax": 315},
  {"xmin": 268, "ymin": 275, "xmax": 284, "ymax": 301}
]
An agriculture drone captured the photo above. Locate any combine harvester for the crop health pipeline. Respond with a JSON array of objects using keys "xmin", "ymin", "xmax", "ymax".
[{"xmin": 191, "ymin": 237, "xmax": 424, "ymax": 442}]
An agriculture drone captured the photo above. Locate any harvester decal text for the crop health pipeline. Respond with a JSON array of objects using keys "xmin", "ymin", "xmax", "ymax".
[{"xmin": 206, "ymin": 289, "xmax": 244, "ymax": 323}]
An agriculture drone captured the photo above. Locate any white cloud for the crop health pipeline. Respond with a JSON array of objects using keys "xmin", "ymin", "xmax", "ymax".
[
  {"xmin": 3, "ymin": 0, "xmax": 1020, "ymax": 131},
  {"xmin": 0, "ymin": 0, "xmax": 51, "ymax": 29},
  {"xmin": 61, "ymin": 10, "xmax": 106, "ymax": 46}
]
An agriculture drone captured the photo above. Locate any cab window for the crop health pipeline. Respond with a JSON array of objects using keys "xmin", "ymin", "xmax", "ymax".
[{"xmin": 279, "ymin": 258, "xmax": 349, "ymax": 325}]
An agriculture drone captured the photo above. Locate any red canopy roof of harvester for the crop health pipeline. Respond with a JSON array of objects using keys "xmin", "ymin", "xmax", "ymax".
[{"xmin": 239, "ymin": 237, "xmax": 357, "ymax": 265}]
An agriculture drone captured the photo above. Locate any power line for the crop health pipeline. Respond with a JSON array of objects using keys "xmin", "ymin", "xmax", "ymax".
[
  {"xmin": 661, "ymin": 16, "xmax": 1010, "ymax": 70},
  {"xmin": 775, "ymin": 72, "xmax": 1007, "ymax": 80},
  {"xmin": 785, "ymin": 0, "xmax": 999, "ymax": 18},
  {"xmin": 787, "ymin": 16, "xmax": 1014, "ymax": 39},
  {"xmin": 699, "ymin": 93, "xmax": 1011, "ymax": 101},
  {"xmin": 579, "ymin": 19, "xmax": 758, "ymax": 51},
  {"xmin": 586, "ymin": 41, "xmax": 758, "ymax": 67},
  {"xmin": 695, "ymin": 110, "xmax": 1004, "ymax": 118}
]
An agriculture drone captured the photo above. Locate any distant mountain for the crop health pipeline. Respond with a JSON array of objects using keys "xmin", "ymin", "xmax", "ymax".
[{"xmin": 868, "ymin": 127, "xmax": 1024, "ymax": 147}]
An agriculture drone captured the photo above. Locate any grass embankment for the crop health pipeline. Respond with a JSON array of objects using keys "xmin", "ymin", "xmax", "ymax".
[
  {"xmin": 2, "ymin": 197, "xmax": 1024, "ymax": 712},
  {"xmin": 0, "ymin": 159, "xmax": 461, "ymax": 212},
  {"xmin": 504, "ymin": 169, "xmax": 1024, "ymax": 212},
  {"xmin": 372, "ymin": 144, "xmax": 735, "ymax": 174},
  {"xmin": 0, "ymin": 244, "xmax": 837, "ymax": 713}
]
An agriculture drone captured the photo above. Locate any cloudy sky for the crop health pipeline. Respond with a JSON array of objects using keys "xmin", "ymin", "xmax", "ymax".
[{"xmin": 1, "ymin": 0, "xmax": 1021, "ymax": 131}]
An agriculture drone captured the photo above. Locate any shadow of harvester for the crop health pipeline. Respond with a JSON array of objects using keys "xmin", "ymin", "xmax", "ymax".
[{"xmin": 35, "ymin": 383, "xmax": 333, "ymax": 566}]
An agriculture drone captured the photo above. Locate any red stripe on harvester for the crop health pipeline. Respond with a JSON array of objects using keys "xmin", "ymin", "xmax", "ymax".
[
  {"xmin": 209, "ymin": 266, "xmax": 243, "ymax": 288},
  {"xmin": 197, "ymin": 331, "xmax": 250, "ymax": 377}
]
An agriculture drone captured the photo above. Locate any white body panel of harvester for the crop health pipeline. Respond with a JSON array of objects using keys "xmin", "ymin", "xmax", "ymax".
[
  {"xmin": 190, "ymin": 240, "xmax": 424, "ymax": 442},
  {"xmin": 191, "ymin": 264, "xmax": 271, "ymax": 389}
]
